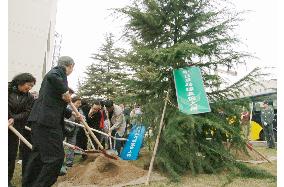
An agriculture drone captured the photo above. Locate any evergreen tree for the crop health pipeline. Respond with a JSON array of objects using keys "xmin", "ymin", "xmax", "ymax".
[
  {"xmin": 78, "ymin": 33, "xmax": 128, "ymax": 102},
  {"xmin": 117, "ymin": 0, "xmax": 274, "ymax": 181}
]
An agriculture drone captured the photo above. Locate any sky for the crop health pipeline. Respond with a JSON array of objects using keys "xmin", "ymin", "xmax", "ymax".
[
  {"xmin": 55, "ymin": 0, "xmax": 130, "ymax": 90},
  {"xmin": 55, "ymin": 0, "xmax": 278, "ymax": 90}
]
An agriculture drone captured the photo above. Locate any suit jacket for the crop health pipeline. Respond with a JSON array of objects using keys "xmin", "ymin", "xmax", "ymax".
[
  {"xmin": 89, "ymin": 110, "xmax": 106, "ymax": 130},
  {"xmin": 109, "ymin": 104, "xmax": 126, "ymax": 137},
  {"xmin": 261, "ymin": 106, "xmax": 275, "ymax": 125},
  {"xmin": 28, "ymin": 66, "xmax": 72, "ymax": 129}
]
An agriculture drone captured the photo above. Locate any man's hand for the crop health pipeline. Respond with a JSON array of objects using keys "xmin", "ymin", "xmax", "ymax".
[
  {"xmin": 8, "ymin": 118, "xmax": 14, "ymax": 126},
  {"xmin": 88, "ymin": 108, "xmax": 94, "ymax": 118},
  {"xmin": 74, "ymin": 113, "xmax": 85, "ymax": 122},
  {"xmin": 62, "ymin": 91, "xmax": 71, "ymax": 103}
]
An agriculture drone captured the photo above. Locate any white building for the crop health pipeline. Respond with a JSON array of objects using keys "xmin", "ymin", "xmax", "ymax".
[
  {"xmin": 8, "ymin": 0, "xmax": 58, "ymax": 91},
  {"xmin": 239, "ymin": 79, "xmax": 277, "ymax": 98}
]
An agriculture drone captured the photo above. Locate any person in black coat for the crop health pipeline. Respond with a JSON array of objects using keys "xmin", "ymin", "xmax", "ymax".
[
  {"xmin": 76, "ymin": 99, "xmax": 91, "ymax": 160},
  {"xmin": 8, "ymin": 73, "xmax": 36, "ymax": 187},
  {"xmin": 19, "ymin": 91, "xmax": 38, "ymax": 179},
  {"xmin": 87, "ymin": 100, "xmax": 107, "ymax": 149},
  {"xmin": 22, "ymin": 56, "xmax": 82, "ymax": 187}
]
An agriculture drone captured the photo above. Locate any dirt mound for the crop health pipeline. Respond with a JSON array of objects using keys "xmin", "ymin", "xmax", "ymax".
[{"xmin": 56, "ymin": 154, "xmax": 147, "ymax": 187}]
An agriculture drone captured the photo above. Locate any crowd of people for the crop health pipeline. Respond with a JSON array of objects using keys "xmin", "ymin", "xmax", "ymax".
[
  {"xmin": 8, "ymin": 56, "xmax": 143, "ymax": 187},
  {"xmin": 10, "ymin": 56, "xmax": 277, "ymax": 187}
]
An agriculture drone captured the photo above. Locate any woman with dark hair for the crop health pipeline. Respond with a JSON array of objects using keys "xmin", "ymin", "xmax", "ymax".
[{"xmin": 8, "ymin": 73, "xmax": 36, "ymax": 187}]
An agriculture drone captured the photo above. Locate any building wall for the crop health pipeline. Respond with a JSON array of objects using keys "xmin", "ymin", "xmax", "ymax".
[{"xmin": 8, "ymin": 0, "xmax": 58, "ymax": 91}]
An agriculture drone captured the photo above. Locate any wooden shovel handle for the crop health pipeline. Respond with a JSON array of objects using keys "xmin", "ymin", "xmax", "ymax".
[
  {"xmin": 9, "ymin": 125, "xmax": 32, "ymax": 150},
  {"xmin": 64, "ymin": 119, "xmax": 127, "ymax": 141},
  {"xmin": 69, "ymin": 102, "xmax": 104, "ymax": 150},
  {"xmin": 63, "ymin": 141, "xmax": 87, "ymax": 155},
  {"xmin": 145, "ymin": 89, "xmax": 169, "ymax": 185},
  {"xmin": 103, "ymin": 106, "xmax": 113, "ymax": 149}
]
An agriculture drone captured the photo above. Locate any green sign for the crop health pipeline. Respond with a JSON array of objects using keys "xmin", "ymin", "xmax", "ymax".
[{"xmin": 173, "ymin": 66, "xmax": 211, "ymax": 115}]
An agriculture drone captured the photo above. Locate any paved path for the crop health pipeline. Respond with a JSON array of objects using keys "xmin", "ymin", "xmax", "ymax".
[
  {"xmin": 249, "ymin": 141, "xmax": 277, "ymax": 147},
  {"xmin": 236, "ymin": 156, "xmax": 277, "ymax": 164}
]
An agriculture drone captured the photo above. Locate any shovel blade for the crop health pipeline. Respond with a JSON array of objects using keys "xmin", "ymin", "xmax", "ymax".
[
  {"xmin": 84, "ymin": 149, "xmax": 119, "ymax": 160},
  {"xmin": 106, "ymin": 149, "xmax": 118, "ymax": 156}
]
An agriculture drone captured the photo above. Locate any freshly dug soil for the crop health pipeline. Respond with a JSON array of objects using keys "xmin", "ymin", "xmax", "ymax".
[{"xmin": 56, "ymin": 154, "xmax": 147, "ymax": 187}]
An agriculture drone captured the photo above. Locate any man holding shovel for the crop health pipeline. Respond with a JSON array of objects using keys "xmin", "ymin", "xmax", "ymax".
[
  {"xmin": 22, "ymin": 56, "xmax": 83, "ymax": 187},
  {"xmin": 104, "ymin": 100, "xmax": 126, "ymax": 156}
]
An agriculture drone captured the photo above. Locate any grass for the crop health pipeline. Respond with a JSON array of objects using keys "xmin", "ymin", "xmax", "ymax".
[
  {"xmin": 11, "ymin": 146, "xmax": 277, "ymax": 187},
  {"xmin": 132, "ymin": 174, "xmax": 276, "ymax": 187},
  {"xmin": 129, "ymin": 146, "xmax": 277, "ymax": 187}
]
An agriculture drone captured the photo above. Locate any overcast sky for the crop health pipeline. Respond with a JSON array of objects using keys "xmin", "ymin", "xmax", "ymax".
[
  {"xmin": 55, "ymin": 0, "xmax": 278, "ymax": 90},
  {"xmin": 55, "ymin": 0, "xmax": 130, "ymax": 90}
]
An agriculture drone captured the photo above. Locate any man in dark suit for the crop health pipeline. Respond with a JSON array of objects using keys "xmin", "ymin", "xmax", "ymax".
[
  {"xmin": 261, "ymin": 101, "xmax": 275, "ymax": 148},
  {"xmin": 22, "ymin": 56, "xmax": 82, "ymax": 187}
]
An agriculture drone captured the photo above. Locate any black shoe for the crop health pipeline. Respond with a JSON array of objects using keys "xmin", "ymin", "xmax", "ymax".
[
  {"xmin": 59, "ymin": 166, "xmax": 67, "ymax": 176},
  {"xmin": 66, "ymin": 163, "xmax": 73, "ymax": 168},
  {"xmin": 81, "ymin": 155, "xmax": 88, "ymax": 161}
]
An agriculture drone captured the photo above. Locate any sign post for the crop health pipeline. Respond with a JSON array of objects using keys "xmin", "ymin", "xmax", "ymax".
[{"xmin": 145, "ymin": 89, "xmax": 169, "ymax": 185}]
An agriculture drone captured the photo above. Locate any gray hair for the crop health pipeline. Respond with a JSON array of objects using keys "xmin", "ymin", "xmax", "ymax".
[{"xmin": 58, "ymin": 56, "xmax": 75, "ymax": 67}]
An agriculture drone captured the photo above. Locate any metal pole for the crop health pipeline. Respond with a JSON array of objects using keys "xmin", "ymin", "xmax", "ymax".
[{"xmin": 64, "ymin": 119, "xmax": 127, "ymax": 141}]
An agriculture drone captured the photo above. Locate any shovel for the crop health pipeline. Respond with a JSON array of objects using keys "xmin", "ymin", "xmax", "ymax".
[
  {"xmin": 103, "ymin": 106, "xmax": 113, "ymax": 149},
  {"xmin": 69, "ymin": 102, "xmax": 119, "ymax": 160},
  {"xmin": 64, "ymin": 119, "xmax": 127, "ymax": 141},
  {"xmin": 246, "ymin": 142, "xmax": 272, "ymax": 163},
  {"xmin": 9, "ymin": 125, "xmax": 32, "ymax": 149},
  {"xmin": 62, "ymin": 141, "xmax": 100, "ymax": 155},
  {"xmin": 82, "ymin": 125, "xmax": 96, "ymax": 150},
  {"xmin": 24, "ymin": 126, "xmax": 103, "ymax": 157}
]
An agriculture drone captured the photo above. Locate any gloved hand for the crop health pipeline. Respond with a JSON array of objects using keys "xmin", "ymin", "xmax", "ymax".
[{"xmin": 263, "ymin": 122, "xmax": 267, "ymax": 126}]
